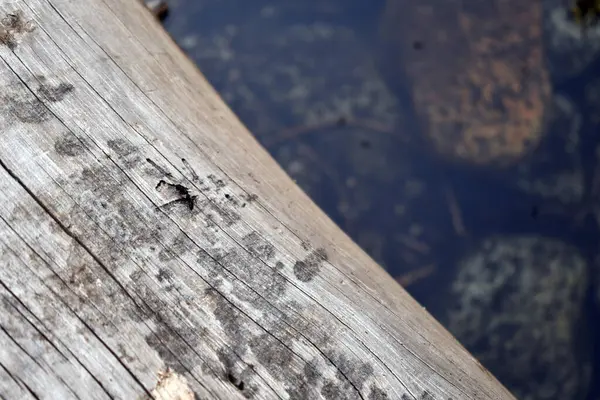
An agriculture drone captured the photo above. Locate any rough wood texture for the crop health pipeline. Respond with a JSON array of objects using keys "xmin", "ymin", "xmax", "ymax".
[{"xmin": 0, "ymin": 1, "xmax": 515, "ymax": 399}]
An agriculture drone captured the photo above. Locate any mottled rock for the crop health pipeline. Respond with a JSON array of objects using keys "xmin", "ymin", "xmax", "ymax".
[
  {"xmin": 444, "ymin": 235, "xmax": 591, "ymax": 400},
  {"xmin": 379, "ymin": 0, "xmax": 551, "ymax": 166}
]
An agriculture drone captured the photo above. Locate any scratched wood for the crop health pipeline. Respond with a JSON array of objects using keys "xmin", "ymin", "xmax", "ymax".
[{"xmin": 0, "ymin": 0, "xmax": 516, "ymax": 399}]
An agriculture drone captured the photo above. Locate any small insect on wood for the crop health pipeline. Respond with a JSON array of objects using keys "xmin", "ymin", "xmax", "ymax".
[
  {"xmin": 155, "ymin": 180, "xmax": 197, "ymax": 210},
  {"xmin": 569, "ymin": 0, "xmax": 600, "ymax": 36}
]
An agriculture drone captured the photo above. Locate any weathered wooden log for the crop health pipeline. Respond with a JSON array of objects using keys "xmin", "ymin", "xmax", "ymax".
[{"xmin": 0, "ymin": 0, "xmax": 515, "ymax": 399}]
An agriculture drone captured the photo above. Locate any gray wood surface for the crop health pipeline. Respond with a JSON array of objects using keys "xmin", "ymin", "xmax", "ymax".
[{"xmin": 0, "ymin": 0, "xmax": 515, "ymax": 399}]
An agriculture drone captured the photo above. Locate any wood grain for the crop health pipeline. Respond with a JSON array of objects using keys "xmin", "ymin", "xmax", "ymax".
[{"xmin": 0, "ymin": 0, "xmax": 515, "ymax": 399}]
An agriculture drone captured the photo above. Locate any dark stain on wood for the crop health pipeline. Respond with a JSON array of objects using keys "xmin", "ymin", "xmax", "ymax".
[
  {"xmin": 24, "ymin": 145, "xmax": 406, "ymax": 399},
  {"xmin": 78, "ymin": 165, "xmax": 123, "ymax": 196},
  {"xmin": 227, "ymin": 371, "xmax": 245, "ymax": 391},
  {"xmin": 330, "ymin": 352, "xmax": 374, "ymax": 392},
  {"xmin": 197, "ymin": 250, "xmax": 226, "ymax": 289},
  {"xmin": 207, "ymin": 174, "xmax": 226, "ymax": 190},
  {"xmin": 0, "ymin": 27, "xmax": 17, "ymax": 49},
  {"xmin": 116, "ymin": 343, "xmax": 136, "ymax": 364},
  {"xmin": 285, "ymin": 372, "xmax": 319, "ymax": 399},
  {"xmin": 63, "ymin": 246, "xmax": 155, "ymax": 329},
  {"xmin": 303, "ymin": 360, "xmax": 320, "ymax": 385},
  {"xmin": 0, "ymin": 10, "xmax": 35, "ymax": 50},
  {"xmin": 64, "ymin": 262, "xmax": 99, "ymax": 299},
  {"xmin": 207, "ymin": 282, "xmax": 377, "ymax": 399},
  {"xmin": 216, "ymin": 347, "xmax": 239, "ymax": 374},
  {"xmin": 107, "ymin": 138, "xmax": 142, "ymax": 169},
  {"xmin": 0, "ymin": 291, "xmax": 66, "ymax": 372},
  {"xmin": 369, "ymin": 384, "xmax": 390, "ymax": 400},
  {"xmin": 244, "ymin": 193, "xmax": 258, "ymax": 203},
  {"xmin": 321, "ymin": 380, "xmax": 353, "ymax": 399},
  {"xmin": 157, "ymin": 232, "xmax": 191, "ymax": 262},
  {"xmin": 293, "ymin": 248, "xmax": 328, "ymax": 282},
  {"xmin": 223, "ymin": 192, "xmax": 240, "ymax": 207},
  {"xmin": 64, "ymin": 242, "xmax": 110, "ymax": 304},
  {"xmin": 198, "ymin": 197, "xmax": 240, "ymax": 226},
  {"xmin": 36, "ymin": 82, "xmax": 74, "ymax": 102},
  {"xmin": 66, "ymin": 264, "xmax": 88, "ymax": 286},
  {"xmin": 5, "ymin": 91, "xmax": 49, "ymax": 123},
  {"xmin": 197, "ymin": 178, "xmax": 211, "ymax": 192},
  {"xmin": 207, "ymin": 288, "xmax": 251, "ymax": 351},
  {"xmin": 144, "ymin": 329, "xmax": 190, "ymax": 376},
  {"xmin": 241, "ymin": 231, "xmax": 276, "ymax": 260},
  {"xmin": 248, "ymin": 334, "xmax": 324, "ymax": 399},
  {"xmin": 54, "ymin": 135, "xmax": 85, "ymax": 157},
  {"xmin": 3, "ymin": 79, "xmax": 74, "ymax": 124},
  {"xmin": 140, "ymin": 298, "xmax": 217, "ymax": 387},
  {"xmin": 249, "ymin": 333, "xmax": 294, "ymax": 372},
  {"xmin": 208, "ymin": 289, "xmax": 322, "ymax": 398},
  {"xmin": 217, "ymin": 347, "xmax": 257, "ymax": 398},
  {"xmin": 247, "ymin": 172, "xmax": 260, "ymax": 185},
  {"xmin": 421, "ymin": 391, "xmax": 434, "ymax": 399},
  {"xmin": 72, "ymin": 166, "xmax": 164, "ymax": 257},
  {"xmin": 155, "ymin": 268, "xmax": 172, "ymax": 282},
  {"xmin": 218, "ymin": 250, "xmax": 288, "ymax": 301}
]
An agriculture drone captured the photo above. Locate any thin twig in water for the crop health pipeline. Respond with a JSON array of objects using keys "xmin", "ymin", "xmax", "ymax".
[
  {"xmin": 264, "ymin": 117, "xmax": 398, "ymax": 147},
  {"xmin": 445, "ymin": 185, "xmax": 466, "ymax": 236},
  {"xmin": 396, "ymin": 264, "xmax": 436, "ymax": 287},
  {"xmin": 395, "ymin": 234, "xmax": 430, "ymax": 254}
]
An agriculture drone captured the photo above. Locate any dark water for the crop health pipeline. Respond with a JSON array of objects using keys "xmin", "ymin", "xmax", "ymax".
[{"xmin": 159, "ymin": 0, "xmax": 600, "ymax": 398}]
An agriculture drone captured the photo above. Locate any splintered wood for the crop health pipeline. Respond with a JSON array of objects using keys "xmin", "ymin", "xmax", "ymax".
[
  {"xmin": 0, "ymin": 0, "xmax": 515, "ymax": 399},
  {"xmin": 151, "ymin": 369, "xmax": 196, "ymax": 400}
]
